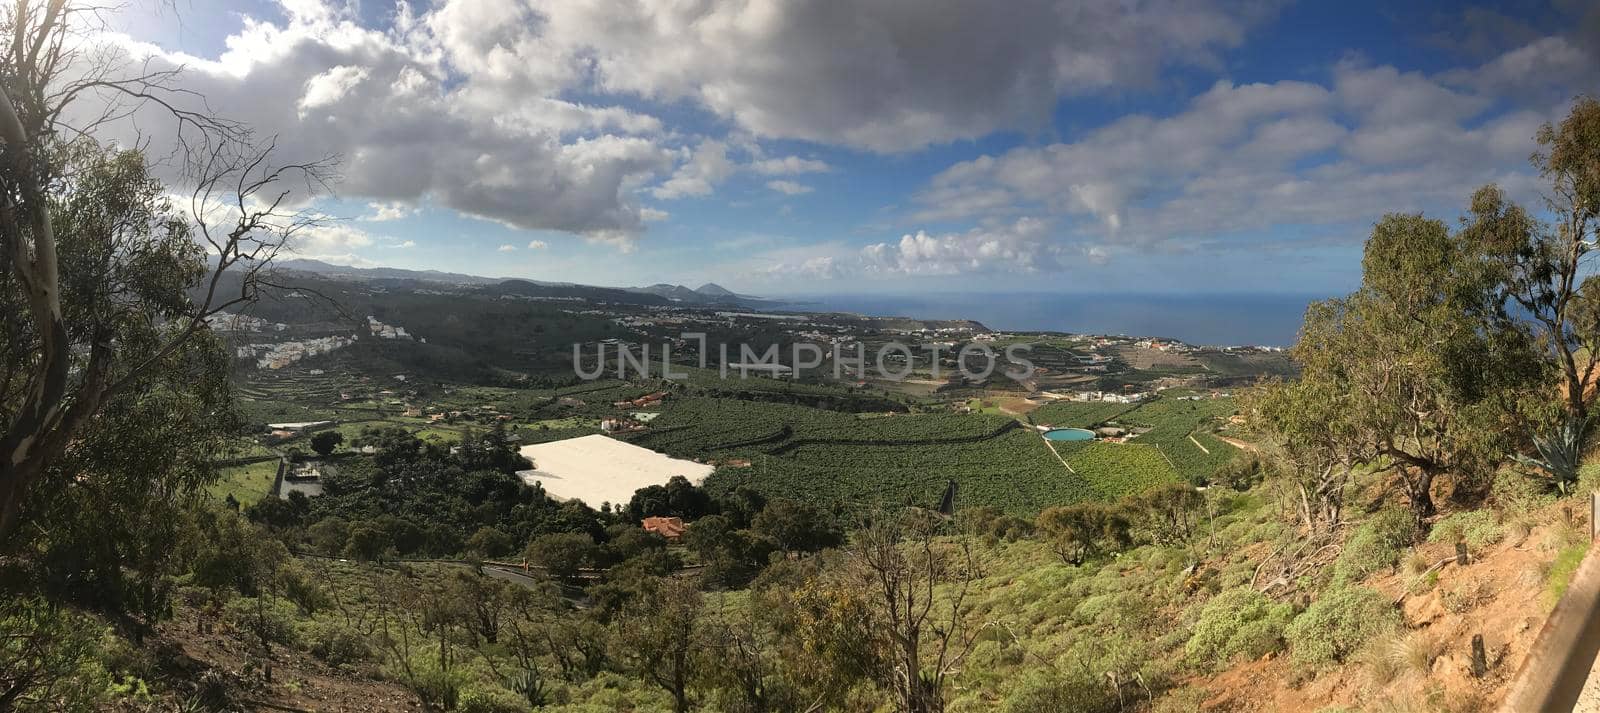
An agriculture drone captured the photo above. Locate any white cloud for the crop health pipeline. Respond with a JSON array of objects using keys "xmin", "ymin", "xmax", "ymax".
[
  {"xmin": 912, "ymin": 40, "xmax": 1596, "ymax": 254},
  {"xmin": 452, "ymin": 0, "xmax": 1272, "ymax": 151},
  {"xmin": 640, "ymin": 207, "xmax": 670, "ymax": 222},
  {"xmin": 766, "ymin": 180, "xmax": 813, "ymax": 195},
  {"xmin": 297, "ymin": 65, "xmax": 370, "ymax": 118},
  {"xmin": 753, "ymin": 220, "xmax": 1070, "ymax": 280},
  {"xmin": 285, "ymin": 223, "xmax": 378, "ymax": 262},
  {"xmin": 362, "ymin": 201, "xmax": 417, "ymax": 222},
  {"xmin": 652, "ymin": 140, "xmax": 735, "ymax": 200},
  {"xmin": 397, "ymin": 240, "xmax": 416, "ymax": 248},
  {"xmin": 861, "ymin": 218, "xmax": 1060, "ymax": 275},
  {"xmin": 88, "ymin": 1, "xmax": 677, "ymax": 249},
  {"xmin": 750, "ymin": 156, "xmax": 832, "ymax": 175},
  {"xmin": 765, "ymin": 255, "xmax": 846, "ymax": 280},
  {"xmin": 527, "ymin": 240, "xmax": 548, "ymax": 249},
  {"xmin": 497, "ymin": 244, "xmax": 518, "ymax": 252}
]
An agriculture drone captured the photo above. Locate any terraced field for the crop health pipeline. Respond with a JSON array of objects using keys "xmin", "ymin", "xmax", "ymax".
[
  {"xmin": 1115, "ymin": 397, "xmax": 1239, "ymax": 483},
  {"xmin": 1051, "ymin": 441, "xmax": 1180, "ymax": 499},
  {"xmin": 637, "ymin": 397, "xmax": 1089, "ymax": 513},
  {"xmin": 1029, "ymin": 401, "xmax": 1140, "ymax": 428}
]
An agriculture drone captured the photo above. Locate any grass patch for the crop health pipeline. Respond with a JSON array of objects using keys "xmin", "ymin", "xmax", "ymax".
[
  {"xmin": 1331, "ymin": 509, "xmax": 1418, "ymax": 585},
  {"xmin": 1545, "ymin": 542, "xmax": 1590, "ymax": 609},
  {"xmin": 1426, "ymin": 510, "xmax": 1503, "ymax": 551},
  {"xmin": 1286, "ymin": 586, "xmax": 1399, "ymax": 666},
  {"xmin": 208, "ymin": 460, "xmax": 279, "ymax": 506}
]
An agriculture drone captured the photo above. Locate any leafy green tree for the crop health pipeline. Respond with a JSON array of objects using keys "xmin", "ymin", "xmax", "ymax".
[
  {"xmin": 0, "ymin": 3, "xmax": 329, "ymax": 542},
  {"xmin": 360, "ymin": 427, "xmax": 426, "ymax": 472},
  {"xmin": 1036, "ymin": 503, "xmax": 1131, "ymax": 565},
  {"xmin": 625, "ymin": 475, "xmax": 716, "ymax": 521},
  {"xmin": 1262, "ymin": 214, "xmax": 1539, "ymax": 518},
  {"xmin": 305, "ymin": 518, "xmax": 351, "ymax": 556},
  {"xmin": 752, "ymin": 499, "xmax": 842, "ymax": 555},
  {"xmin": 465, "ymin": 526, "xmax": 515, "ymax": 559},
  {"xmin": 524, "ymin": 532, "xmax": 598, "ymax": 583},
  {"xmin": 309, "ymin": 430, "xmax": 344, "ymax": 457},
  {"xmin": 245, "ymin": 492, "xmax": 310, "ymax": 531},
  {"xmin": 454, "ymin": 424, "xmax": 530, "ymax": 474},
  {"xmin": 1120, "ymin": 483, "xmax": 1203, "ymax": 546},
  {"xmin": 0, "ymin": 597, "xmax": 112, "ymax": 712},
  {"xmin": 1460, "ymin": 97, "xmax": 1600, "ymax": 487},
  {"xmin": 376, "ymin": 515, "xmax": 427, "ymax": 555},
  {"xmin": 345, "ymin": 523, "xmax": 394, "ymax": 564},
  {"xmin": 614, "ymin": 577, "xmax": 706, "ymax": 713},
  {"xmin": 747, "ymin": 556, "xmax": 882, "ymax": 712},
  {"xmin": 684, "ymin": 515, "xmax": 775, "ymax": 588},
  {"xmin": 599, "ymin": 523, "xmax": 668, "ymax": 565}
]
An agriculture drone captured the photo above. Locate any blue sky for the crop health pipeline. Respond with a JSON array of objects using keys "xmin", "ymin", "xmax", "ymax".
[{"xmin": 103, "ymin": 0, "xmax": 1600, "ymax": 296}]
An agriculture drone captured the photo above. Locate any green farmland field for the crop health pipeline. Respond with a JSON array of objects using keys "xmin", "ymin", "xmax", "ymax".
[{"xmin": 209, "ymin": 460, "xmax": 280, "ymax": 506}]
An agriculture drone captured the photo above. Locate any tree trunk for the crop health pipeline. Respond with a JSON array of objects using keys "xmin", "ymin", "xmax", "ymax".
[{"xmin": 1408, "ymin": 468, "xmax": 1436, "ymax": 520}]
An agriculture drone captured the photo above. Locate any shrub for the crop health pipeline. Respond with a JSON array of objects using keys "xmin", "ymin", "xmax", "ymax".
[
  {"xmin": 1214, "ymin": 452, "xmax": 1269, "ymax": 491},
  {"xmin": 1153, "ymin": 687, "xmax": 1211, "ymax": 713},
  {"xmin": 1492, "ymin": 468, "xmax": 1554, "ymax": 515},
  {"xmin": 223, "ymin": 596, "xmax": 299, "ymax": 647},
  {"xmin": 1185, "ymin": 587, "xmax": 1294, "ymax": 669},
  {"xmin": 399, "ymin": 657, "xmax": 468, "ymax": 711},
  {"xmin": 1285, "ymin": 586, "xmax": 1399, "ymax": 666},
  {"xmin": 458, "ymin": 686, "xmax": 529, "ymax": 713},
  {"xmin": 304, "ymin": 620, "xmax": 371, "ymax": 666},
  {"xmin": 1331, "ymin": 509, "xmax": 1418, "ymax": 584},
  {"xmin": 1001, "ymin": 669, "xmax": 1119, "ymax": 713},
  {"xmin": 1427, "ymin": 510, "xmax": 1503, "ymax": 551},
  {"xmin": 1578, "ymin": 462, "xmax": 1600, "ymax": 497}
]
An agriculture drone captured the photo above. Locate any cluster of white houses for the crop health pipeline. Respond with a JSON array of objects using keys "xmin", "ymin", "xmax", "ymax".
[
  {"xmin": 1070, "ymin": 390, "xmax": 1151, "ymax": 404},
  {"xmin": 366, "ymin": 316, "xmax": 412, "ymax": 339},
  {"xmin": 207, "ymin": 310, "xmax": 287, "ymax": 333},
  {"xmin": 241, "ymin": 335, "xmax": 356, "ymax": 370}
]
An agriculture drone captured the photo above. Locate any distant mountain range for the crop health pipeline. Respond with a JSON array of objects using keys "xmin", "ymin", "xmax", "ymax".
[
  {"xmin": 275, "ymin": 259, "xmax": 770, "ymax": 308},
  {"xmin": 276, "ymin": 259, "xmax": 503, "ymax": 286},
  {"xmin": 625, "ymin": 282, "xmax": 759, "ymax": 305}
]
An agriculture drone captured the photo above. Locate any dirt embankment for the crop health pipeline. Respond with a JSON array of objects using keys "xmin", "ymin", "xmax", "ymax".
[
  {"xmin": 1193, "ymin": 503, "xmax": 1582, "ymax": 712},
  {"xmin": 151, "ymin": 614, "xmax": 421, "ymax": 713}
]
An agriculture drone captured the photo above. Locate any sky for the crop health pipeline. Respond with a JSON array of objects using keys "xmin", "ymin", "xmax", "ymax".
[{"xmin": 96, "ymin": 0, "xmax": 1600, "ymax": 297}]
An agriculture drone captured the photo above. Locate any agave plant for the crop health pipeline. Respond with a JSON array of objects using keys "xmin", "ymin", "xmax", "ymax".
[
  {"xmin": 1515, "ymin": 414, "xmax": 1592, "ymax": 493},
  {"xmin": 511, "ymin": 669, "xmax": 549, "ymax": 708}
]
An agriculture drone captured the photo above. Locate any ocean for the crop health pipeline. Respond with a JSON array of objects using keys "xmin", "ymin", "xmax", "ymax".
[{"xmin": 776, "ymin": 292, "xmax": 1327, "ymax": 347}]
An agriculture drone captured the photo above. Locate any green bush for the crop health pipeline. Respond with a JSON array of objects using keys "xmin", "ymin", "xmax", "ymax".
[
  {"xmin": 1427, "ymin": 510, "xmax": 1503, "ymax": 551},
  {"xmin": 399, "ymin": 656, "xmax": 469, "ymax": 711},
  {"xmin": 1577, "ymin": 462, "xmax": 1600, "ymax": 497},
  {"xmin": 304, "ymin": 620, "xmax": 371, "ymax": 666},
  {"xmin": 1185, "ymin": 587, "xmax": 1294, "ymax": 669},
  {"xmin": 222, "ymin": 596, "xmax": 300, "ymax": 647},
  {"xmin": 1331, "ymin": 509, "xmax": 1418, "ymax": 584},
  {"xmin": 1000, "ymin": 669, "xmax": 1119, "ymax": 713},
  {"xmin": 1492, "ymin": 469, "xmax": 1554, "ymax": 515},
  {"xmin": 1285, "ymin": 586, "xmax": 1399, "ymax": 666},
  {"xmin": 458, "ymin": 686, "xmax": 529, "ymax": 713}
]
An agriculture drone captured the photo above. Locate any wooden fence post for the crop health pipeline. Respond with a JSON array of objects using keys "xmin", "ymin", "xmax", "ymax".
[
  {"xmin": 1591, "ymin": 491, "xmax": 1599, "ymax": 542},
  {"xmin": 1471, "ymin": 634, "xmax": 1487, "ymax": 678}
]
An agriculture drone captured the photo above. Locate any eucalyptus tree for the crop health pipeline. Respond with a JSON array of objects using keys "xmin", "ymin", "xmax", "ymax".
[
  {"xmin": 0, "ymin": 0, "xmax": 331, "ymax": 543},
  {"xmin": 1275, "ymin": 214, "xmax": 1538, "ymax": 518},
  {"xmin": 1458, "ymin": 97, "xmax": 1600, "ymax": 487}
]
